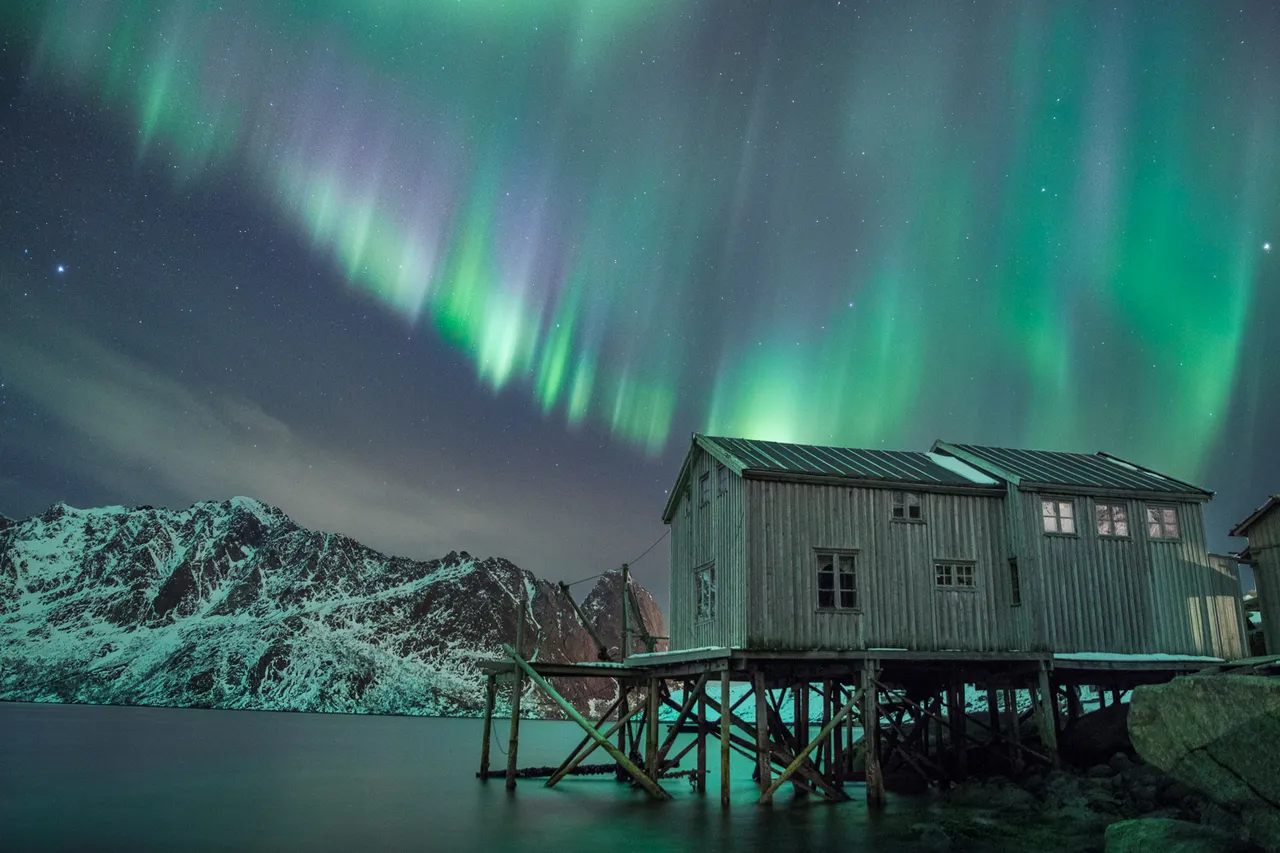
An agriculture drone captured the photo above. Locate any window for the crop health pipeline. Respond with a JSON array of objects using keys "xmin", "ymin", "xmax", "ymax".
[
  {"xmin": 892, "ymin": 491, "xmax": 922, "ymax": 521},
  {"xmin": 1042, "ymin": 499, "xmax": 1076, "ymax": 534},
  {"xmin": 1008, "ymin": 558, "xmax": 1022, "ymax": 606},
  {"xmin": 936, "ymin": 562, "xmax": 976, "ymax": 588},
  {"xmin": 683, "ymin": 488, "xmax": 691, "ymax": 519},
  {"xmin": 716, "ymin": 462, "xmax": 729, "ymax": 494},
  {"xmin": 1095, "ymin": 502, "xmax": 1130, "ymax": 538},
  {"xmin": 816, "ymin": 551, "xmax": 857, "ymax": 610},
  {"xmin": 699, "ymin": 472, "xmax": 711, "ymax": 505},
  {"xmin": 1146, "ymin": 505, "xmax": 1180, "ymax": 540},
  {"xmin": 695, "ymin": 563, "xmax": 716, "ymax": 619}
]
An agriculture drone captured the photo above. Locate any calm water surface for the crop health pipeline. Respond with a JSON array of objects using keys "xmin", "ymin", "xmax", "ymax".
[{"xmin": 1, "ymin": 702, "xmax": 944, "ymax": 852}]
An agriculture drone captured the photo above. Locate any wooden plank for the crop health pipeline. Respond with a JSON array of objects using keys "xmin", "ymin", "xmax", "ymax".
[
  {"xmin": 502, "ymin": 645, "xmax": 670, "ymax": 800},
  {"xmin": 697, "ymin": 681, "xmax": 708, "ymax": 792},
  {"xmin": 479, "ymin": 674, "xmax": 496, "ymax": 780},
  {"xmin": 759, "ymin": 686, "xmax": 863, "ymax": 802},
  {"xmin": 720, "ymin": 670, "xmax": 731, "ymax": 808},
  {"xmin": 657, "ymin": 673, "xmax": 709, "ymax": 765},
  {"xmin": 754, "ymin": 671, "xmax": 771, "ymax": 801},
  {"xmin": 1035, "ymin": 663, "xmax": 1060, "ymax": 767},
  {"xmin": 545, "ymin": 691, "xmax": 626, "ymax": 788},
  {"xmin": 546, "ymin": 700, "xmax": 646, "ymax": 787},
  {"xmin": 646, "ymin": 677, "xmax": 661, "ymax": 773}
]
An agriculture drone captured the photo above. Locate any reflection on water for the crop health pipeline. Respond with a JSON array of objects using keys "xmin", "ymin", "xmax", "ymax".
[{"xmin": 1, "ymin": 702, "xmax": 939, "ymax": 852}]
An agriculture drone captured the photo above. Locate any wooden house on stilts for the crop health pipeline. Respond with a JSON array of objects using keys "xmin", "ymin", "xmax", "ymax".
[{"xmin": 480, "ymin": 435, "xmax": 1249, "ymax": 807}]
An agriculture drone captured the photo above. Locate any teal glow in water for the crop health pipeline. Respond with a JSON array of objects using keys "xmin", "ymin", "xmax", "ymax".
[{"xmin": 0, "ymin": 702, "xmax": 948, "ymax": 852}]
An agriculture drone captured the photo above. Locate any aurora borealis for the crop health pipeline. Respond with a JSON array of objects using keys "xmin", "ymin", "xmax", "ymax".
[{"xmin": 2, "ymin": 1, "xmax": 1278, "ymax": 597}]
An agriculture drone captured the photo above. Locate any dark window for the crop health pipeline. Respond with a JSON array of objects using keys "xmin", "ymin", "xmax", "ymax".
[
  {"xmin": 683, "ymin": 488, "xmax": 691, "ymax": 518},
  {"xmin": 1146, "ymin": 505, "xmax": 1179, "ymax": 540},
  {"xmin": 816, "ymin": 551, "xmax": 857, "ymax": 610},
  {"xmin": 936, "ymin": 562, "xmax": 976, "ymax": 588},
  {"xmin": 1042, "ymin": 499, "xmax": 1076, "ymax": 535},
  {"xmin": 892, "ymin": 491, "xmax": 922, "ymax": 521},
  {"xmin": 716, "ymin": 462, "xmax": 729, "ymax": 494},
  {"xmin": 1095, "ymin": 502, "xmax": 1129, "ymax": 537},
  {"xmin": 1009, "ymin": 558, "xmax": 1022, "ymax": 606},
  {"xmin": 699, "ymin": 472, "xmax": 711, "ymax": 505},
  {"xmin": 695, "ymin": 563, "xmax": 716, "ymax": 619}
]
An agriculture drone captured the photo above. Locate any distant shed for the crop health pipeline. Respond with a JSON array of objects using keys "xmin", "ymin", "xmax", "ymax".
[
  {"xmin": 1231, "ymin": 495, "xmax": 1280, "ymax": 655},
  {"xmin": 663, "ymin": 434, "xmax": 1246, "ymax": 660}
]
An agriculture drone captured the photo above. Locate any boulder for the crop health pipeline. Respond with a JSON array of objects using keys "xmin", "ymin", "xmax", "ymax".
[
  {"xmin": 1129, "ymin": 675, "xmax": 1280, "ymax": 851},
  {"xmin": 1060, "ymin": 701, "xmax": 1132, "ymax": 767},
  {"xmin": 1103, "ymin": 818, "xmax": 1260, "ymax": 853}
]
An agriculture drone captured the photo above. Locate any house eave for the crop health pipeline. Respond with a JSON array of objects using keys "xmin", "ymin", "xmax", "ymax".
[{"xmin": 741, "ymin": 468, "xmax": 1007, "ymax": 497}]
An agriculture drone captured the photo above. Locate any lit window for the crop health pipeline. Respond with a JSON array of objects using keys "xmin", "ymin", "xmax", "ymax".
[
  {"xmin": 817, "ymin": 552, "xmax": 857, "ymax": 610},
  {"xmin": 1042, "ymin": 499, "xmax": 1076, "ymax": 534},
  {"xmin": 717, "ymin": 462, "xmax": 729, "ymax": 493},
  {"xmin": 1146, "ymin": 506, "xmax": 1180, "ymax": 540},
  {"xmin": 1095, "ymin": 503, "xmax": 1129, "ymax": 537},
  {"xmin": 892, "ymin": 491, "xmax": 922, "ymax": 521},
  {"xmin": 699, "ymin": 472, "xmax": 711, "ymax": 505},
  {"xmin": 695, "ymin": 563, "xmax": 716, "ymax": 619},
  {"xmin": 936, "ymin": 562, "xmax": 975, "ymax": 588},
  {"xmin": 1008, "ymin": 558, "xmax": 1021, "ymax": 605}
]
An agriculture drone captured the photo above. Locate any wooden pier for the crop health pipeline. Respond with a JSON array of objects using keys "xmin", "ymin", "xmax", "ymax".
[{"xmin": 476, "ymin": 645, "xmax": 1217, "ymax": 806}]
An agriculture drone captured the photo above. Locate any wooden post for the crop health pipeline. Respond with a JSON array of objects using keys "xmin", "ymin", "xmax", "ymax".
[
  {"xmin": 863, "ymin": 660, "xmax": 885, "ymax": 808},
  {"xmin": 502, "ymin": 644, "xmax": 670, "ymax": 799},
  {"xmin": 720, "ymin": 669, "xmax": 731, "ymax": 808},
  {"xmin": 948, "ymin": 678, "xmax": 967, "ymax": 779},
  {"xmin": 832, "ymin": 682, "xmax": 844, "ymax": 788},
  {"xmin": 505, "ymin": 589, "xmax": 527, "ymax": 791},
  {"xmin": 1035, "ymin": 663, "xmax": 1060, "ymax": 767},
  {"xmin": 754, "ymin": 671, "xmax": 772, "ymax": 802},
  {"xmin": 795, "ymin": 681, "xmax": 809, "ymax": 794},
  {"xmin": 546, "ymin": 701, "xmax": 646, "ymax": 787},
  {"xmin": 696, "ymin": 680, "xmax": 708, "ymax": 792},
  {"xmin": 759, "ymin": 686, "xmax": 863, "ymax": 802},
  {"xmin": 620, "ymin": 563, "xmax": 630, "ymax": 660},
  {"xmin": 616, "ymin": 682, "xmax": 630, "ymax": 781},
  {"xmin": 1004, "ymin": 687, "xmax": 1023, "ymax": 772},
  {"xmin": 821, "ymin": 678, "xmax": 833, "ymax": 775},
  {"xmin": 480, "ymin": 673, "xmax": 496, "ymax": 780},
  {"xmin": 986, "ymin": 687, "xmax": 1001, "ymax": 742},
  {"xmin": 646, "ymin": 677, "xmax": 661, "ymax": 774}
]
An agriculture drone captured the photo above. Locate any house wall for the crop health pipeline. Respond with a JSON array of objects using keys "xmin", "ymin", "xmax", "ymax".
[
  {"xmin": 742, "ymin": 479, "xmax": 1013, "ymax": 651},
  {"xmin": 1244, "ymin": 509, "xmax": 1280, "ymax": 656},
  {"xmin": 1014, "ymin": 491, "xmax": 1245, "ymax": 658},
  {"xmin": 667, "ymin": 446, "xmax": 747, "ymax": 649}
]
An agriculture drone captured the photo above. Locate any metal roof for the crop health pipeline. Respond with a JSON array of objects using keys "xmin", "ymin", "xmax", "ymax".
[
  {"xmin": 700, "ymin": 435, "xmax": 998, "ymax": 488},
  {"xmin": 1230, "ymin": 495, "xmax": 1280, "ymax": 538},
  {"xmin": 933, "ymin": 442, "xmax": 1212, "ymax": 498}
]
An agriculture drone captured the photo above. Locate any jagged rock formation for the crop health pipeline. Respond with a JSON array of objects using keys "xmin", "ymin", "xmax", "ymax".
[
  {"xmin": 0, "ymin": 498, "xmax": 664, "ymax": 717},
  {"xmin": 1129, "ymin": 675, "xmax": 1280, "ymax": 851}
]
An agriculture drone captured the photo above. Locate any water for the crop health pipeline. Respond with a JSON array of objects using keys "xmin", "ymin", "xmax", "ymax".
[{"xmin": 0, "ymin": 702, "xmax": 959, "ymax": 852}]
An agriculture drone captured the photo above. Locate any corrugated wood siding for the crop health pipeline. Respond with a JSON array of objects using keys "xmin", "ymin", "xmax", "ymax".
[
  {"xmin": 1245, "ymin": 510, "xmax": 1280, "ymax": 655},
  {"xmin": 668, "ymin": 447, "xmax": 747, "ymax": 650},
  {"xmin": 1020, "ymin": 491, "xmax": 1243, "ymax": 657},
  {"xmin": 744, "ymin": 480, "xmax": 1010, "ymax": 651}
]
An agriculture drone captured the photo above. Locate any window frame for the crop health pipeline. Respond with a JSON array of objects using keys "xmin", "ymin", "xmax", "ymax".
[
  {"xmin": 699, "ymin": 472, "xmax": 711, "ymax": 506},
  {"xmin": 1008, "ymin": 557, "xmax": 1022, "ymax": 606},
  {"xmin": 891, "ymin": 490, "xmax": 923, "ymax": 523},
  {"xmin": 716, "ymin": 462, "xmax": 729, "ymax": 494},
  {"xmin": 1144, "ymin": 504, "xmax": 1181, "ymax": 541},
  {"xmin": 694, "ymin": 561, "xmax": 716, "ymax": 621},
  {"xmin": 935, "ymin": 560, "xmax": 978, "ymax": 591},
  {"xmin": 1041, "ymin": 497, "xmax": 1078, "ymax": 536},
  {"xmin": 1094, "ymin": 501, "xmax": 1131, "ymax": 539},
  {"xmin": 814, "ymin": 548, "xmax": 859, "ymax": 612}
]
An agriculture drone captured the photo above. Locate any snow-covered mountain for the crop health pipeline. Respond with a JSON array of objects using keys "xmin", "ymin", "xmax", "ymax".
[{"xmin": 0, "ymin": 498, "xmax": 665, "ymax": 717}]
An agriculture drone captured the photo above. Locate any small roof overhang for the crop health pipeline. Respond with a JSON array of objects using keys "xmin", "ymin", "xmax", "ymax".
[{"xmin": 1231, "ymin": 494, "xmax": 1280, "ymax": 538}]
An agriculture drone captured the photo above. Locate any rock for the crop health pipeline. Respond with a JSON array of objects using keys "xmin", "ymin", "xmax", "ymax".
[
  {"xmin": 1108, "ymin": 751, "xmax": 1135, "ymax": 772},
  {"xmin": 946, "ymin": 777, "xmax": 1038, "ymax": 815},
  {"xmin": 1103, "ymin": 817, "xmax": 1261, "ymax": 853},
  {"xmin": 910, "ymin": 822, "xmax": 952, "ymax": 853},
  {"xmin": 1129, "ymin": 676, "xmax": 1280, "ymax": 851},
  {"xmin": 1088, "ymin": 763, "xmax": 1113, "ymax": 778},
  {"xmin": 1061, "ymin": 701, "xmax": 1132, "ymax": 767}
]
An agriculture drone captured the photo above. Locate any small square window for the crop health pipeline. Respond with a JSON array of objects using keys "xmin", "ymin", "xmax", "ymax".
[
  {"xmin": 1146, "ymin": 505, "xmax": 1180, "ymax": 540},
  {"xmin": 699, "ymin": 472, "xmax": 711, "ymax": 505},
  {"xmin": 1095, "ymin": 502, "xmax": 1130, "ymax": 538},
  {"xmin": 1042, "ymin": 499, "xmax": 1076, "ymax": 535},
  {"xmin": 817, "ymin": 551, "xmax": 857, "ymax": 610},
  {"xmin": 892, "ymin": 491, "xmax": 922, "ymax": 521},
  {"xmin": 716, "ymin": 462, "xmax": 729, "ymax": 494},
  {"xmin": 695, "ymin": 563, "xmax": 716, "ymax": 619}
]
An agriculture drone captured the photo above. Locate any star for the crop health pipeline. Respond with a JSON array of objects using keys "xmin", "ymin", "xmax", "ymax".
[
  {"xmin": 56, "ymin": 265, "xmax": 65, "ymax": 273},
  {"xmin": 1265, "ymin": 242, "xmax": 1272, "ymax": 252}
]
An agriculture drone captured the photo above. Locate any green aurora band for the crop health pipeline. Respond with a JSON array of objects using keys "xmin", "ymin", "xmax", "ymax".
[{"xmin": 15, "ymin": 0, "xmax": 1277, "ymax": 476}]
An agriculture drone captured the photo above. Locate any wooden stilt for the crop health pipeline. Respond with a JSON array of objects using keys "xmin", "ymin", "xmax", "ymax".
[
  {"xmin": 949, "ymin": 678, "xmax": 968, "ymax": 779},
  {"xmin": 759, "ymin": 686, "xmax": 863, "ymax": 802},
  {"xmin": 863, "ymin": 659, "xmax": 885, "ymax": 808},
  {"xmin": 832, "ymin": 681, "xmax": 844, "ymax": 788},
  {"xmin": 754, "ymin": 670, "xmax": 772, "ymax": 802},
  {"xmin": 1035, "ymin": 663, "xmax": 1060, "ymax": 767},
  {"xmin": 821, "ymin": 678, "xmax": 833, "ymax": 775},
  {"xmin": 795, "ymin": 681, "xmax": 809, "ymax": 795},
  {"xmin": 546, "ymin": 700, "xmax": 646, "ymax": 787},
  {"xmin": 986, "ymin": 687, "xmax": 1001, "ymax": 742},
  {"xmin": 505, "ymin": 592, "xmax": 527, "ymax": 791},
  {"xmin": 720, "ymin": 669, "xmax": 731, "ymax": 808},
  {"xmin": 1003, "ymin": 687, "xmax": 1023, "ymax": 772},
  {"xmin": 546, "ymin": 692, "xmax": 627, "ymax": 787},
  {"xmin": 646, "ymin": 677, "xmax": 661, "ymax": 773},
  {"xmin": 480, "ymin": 673, "xmax": 496, "ymax": 780},
  {"xmin": 697, "ymin": 680, "xmax": 708, "ymax": 792},
  {"xmin": 502, "ymin": 644, "xmax": 670, "ymax": 799}
]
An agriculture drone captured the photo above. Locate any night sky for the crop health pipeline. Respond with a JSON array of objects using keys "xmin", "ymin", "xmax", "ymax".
[{"xmin": 2, "ymin": 1, "xmax": 1278, "ymax": 607}]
